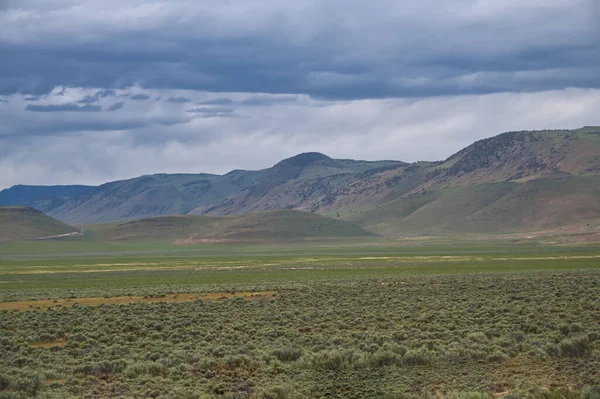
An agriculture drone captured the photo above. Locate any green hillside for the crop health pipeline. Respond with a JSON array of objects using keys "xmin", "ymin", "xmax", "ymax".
[
  {"xmin": 349, "ymin": 175, "xmax": 600, "ymax": 235},
  {"xmin": 0, "ymin": 207, "xmax": 78, "ymax": 242},
  {"xmin": 85, "ymin": 210, "xmax": 374, "ymax": 242}
]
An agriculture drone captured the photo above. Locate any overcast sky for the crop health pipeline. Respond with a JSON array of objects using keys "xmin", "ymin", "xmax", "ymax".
[{"xmin": 1, "ymin": 0, "xmax": 599, "ymax": 188}]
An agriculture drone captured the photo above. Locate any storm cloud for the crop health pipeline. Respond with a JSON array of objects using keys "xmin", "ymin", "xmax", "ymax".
[{"xmin": 1, "ymin": 0, "xmax": 599, "ymax": 98}]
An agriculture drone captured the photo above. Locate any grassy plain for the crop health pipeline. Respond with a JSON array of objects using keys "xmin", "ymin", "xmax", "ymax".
[{"xmin": 1, "ymin": 237, "xmax": 599, "ymax": 398}]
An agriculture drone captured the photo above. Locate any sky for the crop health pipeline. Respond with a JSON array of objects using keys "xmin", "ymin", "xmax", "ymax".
[{"xmin": 1, "ymin": 0, "xmax": 599, "ymax": 188}]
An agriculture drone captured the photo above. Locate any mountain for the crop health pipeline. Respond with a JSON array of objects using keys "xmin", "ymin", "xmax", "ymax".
[
  {"xmin": 1, "ymin": 126, "xmax": 599, "ymax": 235},
  {"xmin": 193, "ymin": 153, "xmax": 406, "ymax": 215},
  {"xmin": 0, "ymin": 207, "xmax": 78, "ymax": 242},
  {"xmin": 0, "ymin": 185, "xmax": 94, "ymax": 213},
  {"xmin": 347, "ymin": 128, "xmax": 600, "ymax": 234},
  {"xmin": 47, "ymin": 171, "xmax": 263, "ymax": 224},
  {"xmin": 0, "ymin": 154, "xmax": 404, "ymax": 224},
  {"xmin": 85, "ymin": 210, "xmax": 373, "ymax": 242}
]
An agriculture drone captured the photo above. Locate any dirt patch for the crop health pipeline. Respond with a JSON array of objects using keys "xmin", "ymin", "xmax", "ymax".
[
  {"xmin": 0, "ymin": 291, "xmax": 277, "ymax": 312},
  {"xmin": 30, "ymin": 340, "xmax": 67, "ymax": 349}
]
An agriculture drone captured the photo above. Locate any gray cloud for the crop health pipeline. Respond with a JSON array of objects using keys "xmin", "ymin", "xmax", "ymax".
[
  {"xmin": 25, "ymin": 103, "xmax": 102, "ymax": 112},
  {"xmin": 108, "ymin": 102, "xmax": 125, "ymax": 111},
  {"xmin": 129, "ymin": 94, "xmax": 151, "ymax": 100},
  {"xmin": 167, "ymin": 97, "xmax": 193, "ymax": 103},
  {"xmin": 0, "ymin": 0, "xmax": 598, "ymax": 98},
  {"xmin": 77, "ymin": 89, "xmax": 116, "ymax": 104},
  {"xmin": 0, "ymin": 1, "xmax": 599, "ymax": 188}
]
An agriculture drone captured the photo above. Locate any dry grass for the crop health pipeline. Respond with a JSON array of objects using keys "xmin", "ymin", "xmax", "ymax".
[{"xmin": 0, "ymin": 291, "xmax": 277, "ymax": 312}]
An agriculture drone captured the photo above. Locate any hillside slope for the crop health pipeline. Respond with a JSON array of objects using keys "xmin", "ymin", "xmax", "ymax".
[
  {"xmin": 413, "ymin": 127, "xmax": 600, "ymax": 193},
  {"xmin": 349, "ymin": 175, "xmax": 600, "ymax": 235},
  {"xmin": 85, "ymin": 210, "xmax": 374, "ymax": 242},
  {"xmin": 193, "ymin": 153, "xmax": 406, "ymax": 215},
  {"xmin": 48, "ymin": 171, "xmax": 263, "ymax": 224},
  {"xmin": 0, "ymin": 207, "xmax": 78, "ymax": 242},
  {"xmin": 197, "ymin": 128, "xmax": 600, "ymax": 228}
]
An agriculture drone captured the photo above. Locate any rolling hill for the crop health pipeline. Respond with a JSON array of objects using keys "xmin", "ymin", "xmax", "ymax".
[
  {"xmin": 85, "ymin": 210, "xmax": 374, "ymax": 242},
  {"xmin": 0, "ymin": 207, "xmax": 79, "ymax": 242}
]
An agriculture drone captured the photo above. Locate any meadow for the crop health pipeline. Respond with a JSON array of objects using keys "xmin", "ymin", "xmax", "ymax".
[{"xmin": 1, "ymin": 238, "xmax": 599, "ymax": 398}]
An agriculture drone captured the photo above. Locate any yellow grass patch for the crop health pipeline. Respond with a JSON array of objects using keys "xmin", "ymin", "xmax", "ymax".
[{"xmin": 0, "ymin": 291, "xmax": 277, "ymax": 312}]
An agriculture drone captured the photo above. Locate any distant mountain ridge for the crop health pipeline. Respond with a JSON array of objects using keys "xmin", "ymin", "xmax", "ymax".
[
  {"xmin": 0, "ymin": 185, "xmax": 94, "ymax": 213},
  {"xmin": 1, "ymin": 126, "xmax": 599, "ymax": 234}
]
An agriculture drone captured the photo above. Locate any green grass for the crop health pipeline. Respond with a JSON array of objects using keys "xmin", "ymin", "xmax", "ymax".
[
  {"xmin": 1, "ymin": 237, "xmax": 599, "ymax": 397},
  {"xmin": 1, "ymin": 237, "xmax": 599, "ymax": 296}
]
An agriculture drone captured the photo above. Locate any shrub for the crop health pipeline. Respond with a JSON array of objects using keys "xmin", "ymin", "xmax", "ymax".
[
  {"xmin": 370, "ymin": 350, "xmax": 402, "ymax": 367},
  {"xmin": 584, "ymin": 386, "xmax": 600, "ymax": 399},
  {"xmin": 402, "ymin": 349, "xmax": 431, "ymax": 366},
  {"xmin": 0, "ymin": 374, "xmax": 11, "ymax": 391},
  {"xmin": 558, "ymin": 336, "xmax": 591, "ymax": 358},
  {"xmin": 308, "ymin": 350, "xmax": 362, "ymax": 371},
  {"xmin": 272, "ymin": 347, "xmax": 303, "ymax": 362}
]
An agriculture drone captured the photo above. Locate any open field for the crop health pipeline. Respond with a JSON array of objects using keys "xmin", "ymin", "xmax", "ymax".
[{"xmin": 1, "ymin": 238, "xmax": 599, "ymax": 398}]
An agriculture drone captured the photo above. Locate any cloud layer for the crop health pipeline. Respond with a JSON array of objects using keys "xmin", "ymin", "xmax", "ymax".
[
  {"xmin": 1, "ymin": 0, "xmax": 599, "ymax": 98},
  {"xmin": 0, "ymin": 0, "xmax": 599, "ymax": 188}
]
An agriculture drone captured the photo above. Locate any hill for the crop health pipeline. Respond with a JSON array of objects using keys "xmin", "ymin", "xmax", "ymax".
[
  {"xmin": 85, "ymin": 210, "xmax": 374, "ymax": 242},
  {"xmin": 0, "ymin": 207, "xmax": 78, "ymax": 242}
]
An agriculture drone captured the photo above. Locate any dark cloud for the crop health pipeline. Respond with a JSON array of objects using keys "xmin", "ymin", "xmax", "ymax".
[
  {"xmin": 25, "ymin": 103, "xmax": 102, "ymax": 112},
  {"xmin": 24, "ymin": 96, "xmax": 41, "ymax": 102},
  {"xmin": 0, "ymin": 1, "xmax": 597, "ymax": 99},
  {"xmin": 77, "ymin": 89, "xmax": 116, "ymax": 104},
  {"xmin": 108, "ymin": 102, "xmax": 125, "ymax": 111},
  {"xmin": 167, "ymin": 97, "xmax": 193, "ymax": 103},
  {"xmin": 129, "ymin": 94, "xmax": 151, "ymax": 100},
  {"xmin": 0, "ymin": 99, "xmax": 8, "ymax": 103}
]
